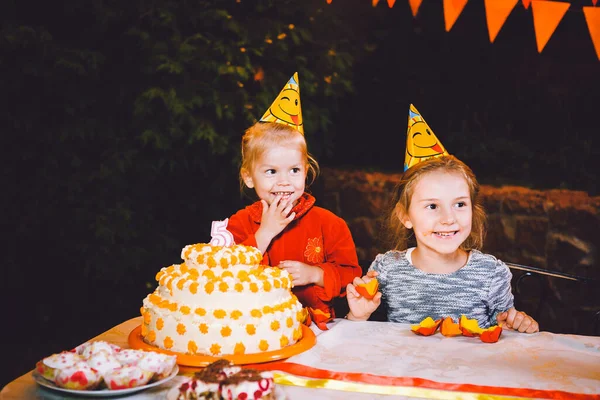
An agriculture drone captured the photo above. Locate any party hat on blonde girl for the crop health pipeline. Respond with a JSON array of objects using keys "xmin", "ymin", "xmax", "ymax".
[
  {"xmin": 404, "ymin": 104, "xmax": 449, "ymax": 171},
  {"xmin": 260, "ymin": 72, "xmax": 304, "ymax": 135}
]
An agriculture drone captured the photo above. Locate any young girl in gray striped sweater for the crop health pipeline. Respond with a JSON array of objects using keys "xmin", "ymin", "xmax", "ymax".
[{"xmin": 346, "ymin": 155, "xmax": 539, "ymax": 333}]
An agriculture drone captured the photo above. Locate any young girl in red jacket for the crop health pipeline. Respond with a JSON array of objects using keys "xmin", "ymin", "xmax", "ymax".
[{"xmin": 226, "ymin": 73, "xmax": 362, "ymax": 329}]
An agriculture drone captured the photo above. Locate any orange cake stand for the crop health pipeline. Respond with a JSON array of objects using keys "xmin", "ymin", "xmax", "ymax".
[{"xmin": 128, "ymin": 325, "xmax": 316, "ymax": 368}]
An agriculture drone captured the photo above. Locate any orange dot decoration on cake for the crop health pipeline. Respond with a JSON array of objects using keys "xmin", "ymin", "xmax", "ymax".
[{"xmin": 137, "ymin": 219, "xmax": 308, "ymax": 360}]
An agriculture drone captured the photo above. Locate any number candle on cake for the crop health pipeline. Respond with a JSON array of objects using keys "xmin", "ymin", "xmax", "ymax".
[{"xmin": 209, "ymin": 218, "xmax": 235, "ymax": 247}]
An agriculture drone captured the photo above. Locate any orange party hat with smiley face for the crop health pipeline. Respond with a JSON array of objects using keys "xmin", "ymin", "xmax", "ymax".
[
  {"xmin": 404, "ymin": 104, "xmax": 449, "ymax": 171},
  {"xmin": 260, "ymin": 72, "xmax": 304, "ymax": 135}
]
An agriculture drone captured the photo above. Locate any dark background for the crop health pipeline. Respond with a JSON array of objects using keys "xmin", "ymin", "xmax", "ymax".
[{"xmin": 2, "ymin": 0, "xmax": 599, "ymax": 389}]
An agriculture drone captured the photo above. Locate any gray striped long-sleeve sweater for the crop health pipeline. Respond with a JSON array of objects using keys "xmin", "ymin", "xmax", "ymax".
[{"xmin": 369, "ymin": 248, "xmax": 514, "ymax": 328}]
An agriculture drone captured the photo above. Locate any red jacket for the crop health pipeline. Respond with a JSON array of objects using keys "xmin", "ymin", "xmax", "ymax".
[{"xmin": 227, "ymin": 193, "xmax": 361, "ymax": 326}]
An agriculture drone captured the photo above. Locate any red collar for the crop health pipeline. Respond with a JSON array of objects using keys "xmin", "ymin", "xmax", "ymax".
[{"xmin": 247, "ymin": 193, "xmax": 316, "ymax": 223}]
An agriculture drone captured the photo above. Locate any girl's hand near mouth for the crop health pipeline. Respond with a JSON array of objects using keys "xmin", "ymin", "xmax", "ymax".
[{"xmin": 254, "ymin": 193, "xmax": 295, "ymax": 252}]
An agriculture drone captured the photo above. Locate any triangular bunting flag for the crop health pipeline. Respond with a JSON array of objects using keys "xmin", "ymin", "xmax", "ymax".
[
  {"xmin": 522, "ymin": 0, "xmax": 532, "ymax": 9},
  {"xmin": 409, "ymin": 0, "xmax": 423, "ymax": 17},
  {"xmin": 260, "ymin": 72, "xmax": 304, "ymax": 135},
  {"xmin": 326, "ymin": 0, "xmax": 332, "ymax": 3},
  {"xmin": 372, "ymin": 0, "xmax": 380, "ymax": 6},
  {"xmin": 387, "ymin": 0, "xmax": 396, "ymax": 7},
  {"xmin": 531, "ymin": 0, "xmax": 570, "ymax": 53},
  {"xmin": 583, "ymin": 7, "xmax": 600, "ymax": 60},
  {"xmin": 594, "ymin": 0, "xmax": 598, "ymax": 6},
  {"xmin": 443, "ymin": 0, "xmax": 469, "ymax": 32},
  {"xmin": 485, "ymin": 0, "xmax": 519, "ymax": 43}
]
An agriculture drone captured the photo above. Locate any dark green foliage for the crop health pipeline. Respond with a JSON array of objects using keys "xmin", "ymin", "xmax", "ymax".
[
  {"xmin": 3, "ymin": 0, "xmax": 357, "ymax": 280},
  {"xmin": 2, "ymin": 0, "xmax": 357, "ymax": 386}
]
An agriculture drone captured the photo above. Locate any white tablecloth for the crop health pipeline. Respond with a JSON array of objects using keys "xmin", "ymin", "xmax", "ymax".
[
  {"xmin": 2, "ymin": 317, "xmax": 599, "ymax": 399},
  {"xmin": 281, "ymin": 319, "xmax": 600, "ymax": 396}
]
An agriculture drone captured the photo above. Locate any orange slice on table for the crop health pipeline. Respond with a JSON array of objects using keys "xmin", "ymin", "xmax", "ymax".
[
  {"xmin": 479, "ymin": 325, "xmax": 502, "ymax": 343},
  {"xmin": 440, "ymin": 317, "xmax": 462, "ymax": 337},
  {"xmin": 355, "ymin": 279, "xmax": 379, "ymax": 300},
  {"xmin": 459, "ymin": 315, "xmax": 484, "ymax": 337},
  {"xmin": 411, "ymin": 317, "xmax": 442, "ymax": 336}
]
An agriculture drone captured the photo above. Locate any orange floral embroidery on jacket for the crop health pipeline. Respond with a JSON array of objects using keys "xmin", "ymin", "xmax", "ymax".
[{"xmin": 304, "ymin": 237, "xmax": 324, "ymax": 263}]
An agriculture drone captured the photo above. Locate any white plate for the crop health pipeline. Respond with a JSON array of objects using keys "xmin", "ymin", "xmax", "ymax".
[
  {"xmin": 32, "ymin": 365, "xmax": 179, "ymax": 397},
  {"xmin": 166, "ymin": 379, "xmax": 286, "ymax": 400}
]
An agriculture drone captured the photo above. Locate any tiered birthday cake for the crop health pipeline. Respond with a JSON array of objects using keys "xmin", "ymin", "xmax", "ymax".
[{"xmin": 140, "ymin": 230, "xmax": 305, "ymax": 356}]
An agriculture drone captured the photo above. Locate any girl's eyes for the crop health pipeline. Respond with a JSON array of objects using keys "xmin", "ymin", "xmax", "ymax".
[
  {"xmin": 264, "ymin": 167, "xmax": 302, "ymax": 175},
  {"xmin": 425, "ymin": 202, "xmax": 467, "ymax": 210}
]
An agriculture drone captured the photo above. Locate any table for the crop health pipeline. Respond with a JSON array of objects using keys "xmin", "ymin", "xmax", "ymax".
[{"xmin": 2, "ymin": 317, "xmax": 599, "ymax": 399}]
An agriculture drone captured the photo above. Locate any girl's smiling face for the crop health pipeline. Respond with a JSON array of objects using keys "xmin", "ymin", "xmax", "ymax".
[
  {"xmin": 401, "ymin": 170, "xmax": 472, "ymax": 256},
  {"xmin": 242, "ymin": 145, "xmax": 307, "ymax": 206}
]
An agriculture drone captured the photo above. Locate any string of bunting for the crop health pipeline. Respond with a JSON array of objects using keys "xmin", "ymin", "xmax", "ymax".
[{"xmin": 324, "ymin": 0, "xmax": 600, "ymax": 61}]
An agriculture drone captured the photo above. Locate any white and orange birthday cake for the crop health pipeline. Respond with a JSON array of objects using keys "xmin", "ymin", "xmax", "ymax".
[{"xmin": 140, "ymin": 243, "xmax": 305, "ymax": 356}]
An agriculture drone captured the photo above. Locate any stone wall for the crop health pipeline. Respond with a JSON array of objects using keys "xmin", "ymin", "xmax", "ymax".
[{"xmin": 312, "ymin": 167, "xmax": 600, "ymax": 335}]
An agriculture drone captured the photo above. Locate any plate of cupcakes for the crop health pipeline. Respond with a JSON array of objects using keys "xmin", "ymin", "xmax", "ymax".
[{"xmin": 33, "ymin": 340, "xmax": 178, "ymax": 397}]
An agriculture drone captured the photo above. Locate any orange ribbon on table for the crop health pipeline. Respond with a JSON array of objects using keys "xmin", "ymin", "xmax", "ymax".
[{"xmin": 245, "ymin": 362, "xmax": 598, "ymax": 400}]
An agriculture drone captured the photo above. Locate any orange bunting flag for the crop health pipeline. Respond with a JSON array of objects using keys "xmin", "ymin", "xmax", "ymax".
[
  {"xmin": 443, "ymin": 0, "xmax": 469, "ymax": 32},
  {"xmin": 594, "ymin": 0, "xmax": 598, "ymax": 6},
  {"xmin": 584, "ymin": 7, "xmax": 600, "ymax": 61},
  {"xmin": 372, "ymin": 0, "xmax": 380, "ymax": 6},
  {"xmin": 485, "ymin": 0, "xmax": 518, "ymax": 43},
  {"xmin": 326, "ymin": 0, "xmax": 332, "ymax": 3},
  {"xmin": 387, "ymin": 0, "xmax": 396, "ymax": 7},
  {"xmin": 531, "ymin": 0, "xmax": 570, "ymax": 53},
  {"xmin": 522, "ymin": 0, "xmax": 532, "ymax": 9},
  {"xmin": 409, "ymin": 0, "xmax": 423, "ymax": 17}
]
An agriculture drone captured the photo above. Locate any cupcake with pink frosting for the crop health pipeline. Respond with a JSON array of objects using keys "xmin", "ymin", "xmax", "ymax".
[
  {"xmin": 86, "ymin": 350, "xmax": 121, "ymax": 376},
  {"xmin": 102, "ymin": 366, "xmax": 154, "ymax": 390},
  {"xmin": 36, "ymin": 351, "xmax": 84, "ymax": 382},
  {"xmin": 137, "ymin": 351, "xmax": 177, "ymax": 381},
  {"xmin": 76, "ymin": 340, "xmax": 120, "ymax": 358},
  {"xmin": 54, "ymin": 361, "xmax": 102, "ymax": 390},
  {"xmin": 114, "ymin": 349, "xmax": 146, "ymax": 366}
]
